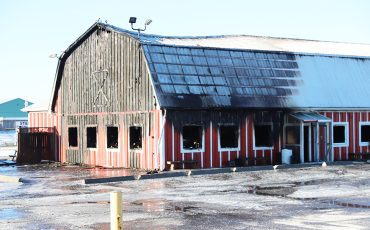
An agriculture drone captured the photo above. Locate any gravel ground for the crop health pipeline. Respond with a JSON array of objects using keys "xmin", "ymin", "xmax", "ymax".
[{"xmin": 1, "ymin": 163, "xmax": 370, "ymax": 229}]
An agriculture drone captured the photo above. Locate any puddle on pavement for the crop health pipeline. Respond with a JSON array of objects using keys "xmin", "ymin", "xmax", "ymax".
[
  {"xmin": 334, "ymin": 201, "xmax": 370, "ymax": 209},
  {"xmin": 66, "ymin": 201, "xmax": 110, "ymax": 205},
  {"xmin": 246, "ymin": 179, "xmax": 370, "ymax": 209},
  {"xmin": 132, "ymin": 198, "xmax": 167, "ymax": 212},
  {"xmin": 89, "ymin": 223, "xmax": 109, "ymax": 230},
  {"xmin": 246, "ymin": 179, "xmax": 334, "ymax": 198},
  {"xmin": 247, "ymin": 185, "xmax": 297, "ymax": 197},
  {"xmin": 131, "ymin": 198, "xmax": 200, "ymax": 213},
  {"xmin": 0, "ymin": 208, "xmax": 25, "ymax": 220}
]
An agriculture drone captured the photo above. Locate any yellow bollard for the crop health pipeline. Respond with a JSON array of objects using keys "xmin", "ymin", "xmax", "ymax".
[{"xmin": 110, "ymin": 191, "xmax": 122, "ymax": 230}]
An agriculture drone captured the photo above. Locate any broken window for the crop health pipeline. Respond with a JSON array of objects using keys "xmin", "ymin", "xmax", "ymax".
[
  {"xmin": 285, "ymin": 126, "xmax": 299, "ymax": 145},
  {"xmin": 87, "ymin": 127, "xmax": 97, "ymax": 148},
  {"xmin": 182, "ymin": 125, "xmax": 203, "ymax": 150},
  {"xmin": 333, "ymin": 125, "xmax": 346, "ymax": 144},
  {"xmin": 254, "ymin": 124, "xmax": 273, "ymax": 147},
  {"xmin": 68, "ymin": 127, "xmax": 78, "ymax": 147},
  {"xmin": 361, "ymin": 124, "xmax": 370, "ymax": 144},
  {"xmin": 107, "ymin": 126, "xmax": 118, "ymax": 148},
  {"xmin": 219, "ymin": 125, "xmax": 239, "ymax": 149},
  {"xmin": 130, "ymin": 126, "xmax": 142, "ymax": 150}
]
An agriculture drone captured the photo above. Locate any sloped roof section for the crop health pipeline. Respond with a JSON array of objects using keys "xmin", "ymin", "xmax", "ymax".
[
  {"xmin": 50, "ymin": 23, "xmax": 370, "ymax": 111},
  {"xmin": 0, "ymin": 98, "xmax": 32, "ymax": 118},
  {"xmin": 143, "ymin": 43, "xmax": 370, "ymax": 109},
  {"xmin": 143, "ymin": 44, "xmax": 301, "ymax": 109},
  {"xmin": 106, "ymin": 23, "xmax": 370, "ymax": 57}
]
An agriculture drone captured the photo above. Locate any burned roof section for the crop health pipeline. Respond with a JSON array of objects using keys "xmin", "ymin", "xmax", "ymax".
[{"xmin": 143, "ymin": 44, "xmax": 301, "ymax": 109}]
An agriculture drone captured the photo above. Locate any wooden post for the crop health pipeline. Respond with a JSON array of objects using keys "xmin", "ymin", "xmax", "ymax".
[
  {"xmin": 110, "ymin": 191, "xmax": 122, "ymax": 230},
  {"xmin": 300, "ymin": 122, "xmax": 304, "ymax": 163}
]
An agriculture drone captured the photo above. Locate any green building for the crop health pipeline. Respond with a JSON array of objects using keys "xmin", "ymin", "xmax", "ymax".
[{"xmin": 0, "ymin": 98, "xmax": 33, "ymax": 130}]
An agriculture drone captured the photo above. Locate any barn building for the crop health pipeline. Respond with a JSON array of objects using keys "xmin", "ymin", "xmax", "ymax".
[
  {"xmin": 0, "ymin": 98, "xmax": 32, "ymax": 130},
  {"xmin": 27, "ymin": 22, "xmax": 370, "ymax": 170}
]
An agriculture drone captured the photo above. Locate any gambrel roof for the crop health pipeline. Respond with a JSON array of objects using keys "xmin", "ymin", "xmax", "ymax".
[{"xmin": 50, "ymin": 23, "xmax": 370, "ymax": 111}]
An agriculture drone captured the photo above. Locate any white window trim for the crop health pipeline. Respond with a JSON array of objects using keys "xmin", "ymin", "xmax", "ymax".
[
  {"xmin": 106, "ymin": 126, "xmax": 120, "ymax": 151},
  {"xmin": 181, "ymin": 124, "xmax": 205, "ymax": 153},
  {"xmin": 86, "ymin": 125, "xmax": 98, "ymax": 150},
  {"xmin": 129, "ymin": 125, "xmax": 143, "ymax": 152},
  {"xmin": 217, "ymin": 124, "xmax": 240, "ymax": 151},
  {"xmin": 253, "ymin": 122, "xmax": 274, "ymax": 150},
  {"xmin": 332, "ymin": 122, "xmax": 349, "ymax": 147},
  {"xmin": 67, "ymin": 126, "xmax": 78, "ymax": 149},
  {"xmin": 359, "ymin": 122, "xmax": 370, "ymax": 146}
]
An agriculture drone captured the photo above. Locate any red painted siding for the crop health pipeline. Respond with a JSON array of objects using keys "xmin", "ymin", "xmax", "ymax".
[{"xmin": 164, "ymin": 111, "xmax": 370, "ymax": 169}]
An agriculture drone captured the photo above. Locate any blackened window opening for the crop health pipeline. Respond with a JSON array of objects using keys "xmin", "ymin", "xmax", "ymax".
[
  {"xmin": 68, "ymin": 127, "xmax": 78, "ymax": 147},
  {"xmin": 220, "ymin": 125, "xmax": 238, "ymax": 148},
  {"xmin": 87, "ymin": 127, "xmax": 97, "ymax": 148},
  {"xmin": 182, "ymin": 125, "xmax": 202, "ymax": 150},
  {"xmin": 333, "ymin": 126, "xmax": 345, "ymax": 144},
  {"xmin": 130, "ymin": 126, "xmax": 142, "ymax": 149},
  {"xmin": 361, "ymin": 125, "xmax": 370, "ymax": 143},
  {"xmin": 285, "ymin": 126, "xmax": 300, "ymax": 145},
  {"xmin": 107, "ymin": 127, "xmax": 118, "ymax": 148},
  {"xmin": 255, "ymin": 124, "xmax": 272, "ymax": 147}
]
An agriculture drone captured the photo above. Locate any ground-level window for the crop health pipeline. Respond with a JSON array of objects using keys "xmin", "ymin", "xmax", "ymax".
[
  {"xmin": 107, "ymin": 126, "xmax": 118, "ymax": 148},
  {"xmin": 68, "ymin": 127, "xmax": 78, "ymax": 147},
  {"xmin": 333, "ymin": 123, "xmax": 348, "ymax": 146},
  {"xmin": 285, "ymin": 126, "xmax": 300, "ymax": 145},
  {"xmin": 360, "ymin": 122, "xmax": 370, "ymax": 146},
  {"xmin": 182, "ymin": 125, "xmax": 203, "ymax": 151},
  {"xmin": 130, "ymin": 126, "xmax": 142, "ymax": 150},
  {"xmin": 254, "ymin": 124, "xmax": 273, "ymax": 148},
  {"xmin": 87, "ymin": 127, "xmax": 97, "ymax": 148},
  {"xmin": 219, "ymin": 125, "xmax": 239, "ymax": 149}
]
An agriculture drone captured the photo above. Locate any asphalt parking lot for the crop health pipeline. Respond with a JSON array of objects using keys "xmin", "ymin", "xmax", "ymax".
[{"xmin": 1, "ymin": 163, "xmax": 370, "ymax": 229}]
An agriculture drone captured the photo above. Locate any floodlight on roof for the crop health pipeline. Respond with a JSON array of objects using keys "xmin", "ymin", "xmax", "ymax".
[
  {"xmin": 49, "ymin": 54, "xmax": 58, "ymax": 59},
  {"xmin": 129, "ymin": 17, "xmax": 152, "ymax": 38},
  {"xmin": 145, "ymin": 19, "xmax": 152, "ymax": 26},
  {"xmin": 129, "ymin": 17, "xmax": 137, "ymax": 24}
]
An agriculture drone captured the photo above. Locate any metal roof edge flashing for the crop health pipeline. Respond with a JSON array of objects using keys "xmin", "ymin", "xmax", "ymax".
[{"xmin": 142, "ymin": 42, "xmax": 370, "ymax": 60}]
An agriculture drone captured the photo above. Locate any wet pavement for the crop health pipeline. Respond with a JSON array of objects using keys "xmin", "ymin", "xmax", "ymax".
[{"xmin": 1, "ymin": 163, "xmax": 370, "ymax": 229}]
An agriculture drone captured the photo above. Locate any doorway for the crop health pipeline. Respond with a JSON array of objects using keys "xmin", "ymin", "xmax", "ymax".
[{"xmin": 304, "ymin": 126, "xmax": 310, "ymax": 162}]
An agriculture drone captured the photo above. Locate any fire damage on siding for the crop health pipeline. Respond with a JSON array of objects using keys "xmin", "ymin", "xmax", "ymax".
[{"xmin": 25, "ymin": 22, "xmax": 370, "ymax": 170}]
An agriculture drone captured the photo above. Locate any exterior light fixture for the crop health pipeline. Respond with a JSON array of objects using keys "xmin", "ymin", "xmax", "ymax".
[
  {"xmin": 129, "ymin": 17, "xmax": 152, "ymax": 38},
  {"xmin": 49, "ymin": 51, "xmax": 64, "ymax": 60},
  {"xmin": 49, "ymin": 54, "xmax": 59, "ymax": 59}
]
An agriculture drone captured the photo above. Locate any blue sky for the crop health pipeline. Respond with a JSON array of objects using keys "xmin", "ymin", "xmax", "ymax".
[{"xmin": 1, "ymin": 0, "xmax": 369, "ymax": 105}]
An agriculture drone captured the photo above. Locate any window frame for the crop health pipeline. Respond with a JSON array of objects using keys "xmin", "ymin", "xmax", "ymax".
[
  {"xmin": 180, "ymin": 124, "xmax": 205, "ymax": 153},
  {"xmin": 359, "ymin": 121, "xmax": 370, "ymax": 146},
  {"xmin": 284, "ymin": 124, "xmax": 300, "ymax": 146},
  {"xmin": 217, "ymin": 123, "xmax": 240, "ymax": 151},
  {"xmin": 253, "ymin": 122, "xmax": 274, "ymax": 150},
  {"xmin": 332, "ymin": 122, "xmax": 348, "ymax": 147},
  {"xmin": 67, "ymin": 126, "xmax": 78, "ymax": 149},
  {"xmin": 106, "ymin": 126, "xmax": 119, "ymax": 150},
  {"xmin": 86, "ymin": 125, "xmax": 98, "ymax": 150},
  {"xmin": 129, "ymin": 125, "xmax": 143, "ymax": 151}
]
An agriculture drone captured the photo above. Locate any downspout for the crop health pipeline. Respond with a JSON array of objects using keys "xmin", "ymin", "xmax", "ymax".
[{"xmin": 157, "ymin": 109, "xmax": 167, "ymax": 170}]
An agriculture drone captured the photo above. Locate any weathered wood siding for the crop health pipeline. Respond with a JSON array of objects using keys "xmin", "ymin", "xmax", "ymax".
[
  {"xmin": 55, "ymin": 27, "xmax": 160, "ymax": 168},
  {"xmin": 60, "ymin": 28, "xmax": 155, "ymax": 114}
]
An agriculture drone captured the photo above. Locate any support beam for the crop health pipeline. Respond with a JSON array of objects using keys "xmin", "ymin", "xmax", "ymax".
[
  {"xmin": 300, "ymin": 122, "xmax": 304, "ymax": 163},
  {"xmin": 315, "ymin": 123, "xmax": 319, "ymax": 162}
]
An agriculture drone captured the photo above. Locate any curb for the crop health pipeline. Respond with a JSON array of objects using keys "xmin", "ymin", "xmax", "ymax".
[
  {"xmin": 0, "ymin": 175, "xmax": 22, "ymax": 183},
  {"xmin": 82, "ymin": 161, "xmax": 356, "ymax": 185}
]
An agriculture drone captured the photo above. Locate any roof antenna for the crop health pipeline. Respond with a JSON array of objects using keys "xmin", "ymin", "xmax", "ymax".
[{"xmin": 129, "ymin": 17, "xmax": 152, "ymax": 38}]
